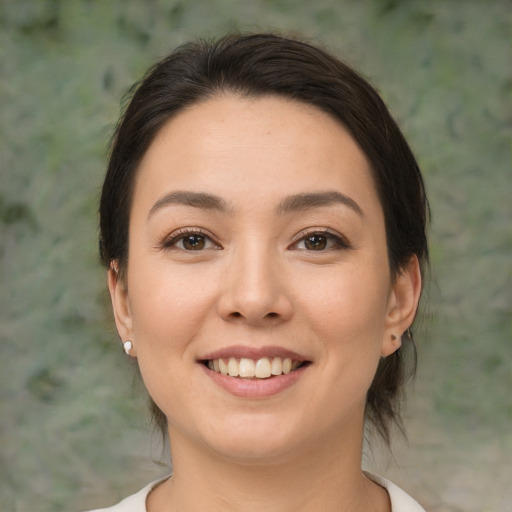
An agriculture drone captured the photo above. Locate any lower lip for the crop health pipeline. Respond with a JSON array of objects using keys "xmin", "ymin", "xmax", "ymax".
[{"xmin": 200, "ymin": 364, "xmax": 308, "ymax": 398}]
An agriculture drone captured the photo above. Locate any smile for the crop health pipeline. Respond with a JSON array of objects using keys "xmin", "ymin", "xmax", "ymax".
[
  {"xmin": 199, "ymin": 346, "xmax": 311, "ymax": 398},
  {"xmin": 205, "ymin": 357, "xmax": 306, "ymax": 379}
]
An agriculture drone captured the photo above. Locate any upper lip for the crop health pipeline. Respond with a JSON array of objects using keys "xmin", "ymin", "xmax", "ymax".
[{"xmin": 200, "ymin": 345, "xmax": 310, "ymax": 362}]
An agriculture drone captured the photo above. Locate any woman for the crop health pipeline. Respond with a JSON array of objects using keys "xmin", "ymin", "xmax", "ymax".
[{"xmin": 92, "ymin": 33, "xmax": 428, "ymax": 511}]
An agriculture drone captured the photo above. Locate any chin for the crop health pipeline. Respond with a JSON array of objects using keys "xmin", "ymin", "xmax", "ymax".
[
  {"xmin": 199, "ymin": 415, "xmax": 303, "ymax": 463},
  {"xmin": 212, "ymin": 438, "xmax": 298, "ymax": 465}
]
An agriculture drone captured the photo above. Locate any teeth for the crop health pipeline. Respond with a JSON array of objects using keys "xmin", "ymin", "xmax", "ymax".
[
  {"xmin": 255, "ymin": 357, "xmax": 272, "ymax": 378},
  {"xmin": 219, "ymin": 358, "xmax": 228, "ymax": 375},
  {"xmin": 271, "ymin": 357, "xmax": 282, "ymax": 375},
  {"xmin": 207, "ymin": 356, "xmax": 303, "ymax": 379},
  {"xmin": 227, "ymin": 357, "xmax": 239, "ymax": 377},
  {"xmin": 239, "ymin": 358, "xmax": 255, "ymax": 377}
]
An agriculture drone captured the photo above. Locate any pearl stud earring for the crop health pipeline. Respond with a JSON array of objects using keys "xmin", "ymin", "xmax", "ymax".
[{"xmin": 123, "ymin": 340, "xmax": 133, "ymax": 356}]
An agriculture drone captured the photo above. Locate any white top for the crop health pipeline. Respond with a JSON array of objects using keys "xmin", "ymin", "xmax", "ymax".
[{"xmin": 85, "ymin": 472, "xmax": 425, "ymax": 511}]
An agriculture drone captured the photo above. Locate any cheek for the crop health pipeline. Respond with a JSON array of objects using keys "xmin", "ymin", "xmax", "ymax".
[
  {"xmin": 127, "ymin": 260, "xmax": 220, "ymax": 350},
  {"xmin": 299, "ymin": 262, "xmax": 390, "ymax": 401},
  {"xmin": 299, "ymin": 263, "xmax": 390, "ymax": 339},
  {"xmin": 126, "ymin": 266, "xmax": 210, "ymax": 416}
]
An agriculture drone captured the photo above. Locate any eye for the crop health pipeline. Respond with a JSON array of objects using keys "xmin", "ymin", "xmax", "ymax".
[
  {"xmin": 291, "ymin": 230, "xmax": 350, "ymax": 251},
  {"xmin": 163, "ymin": 229, "xmax": 220, "ymax": 251}
]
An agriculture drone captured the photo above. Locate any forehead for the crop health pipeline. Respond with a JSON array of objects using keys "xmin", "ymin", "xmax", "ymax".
[{"xmin": 133, "ymin": 94, "xmax": 380, "ymax": 216}]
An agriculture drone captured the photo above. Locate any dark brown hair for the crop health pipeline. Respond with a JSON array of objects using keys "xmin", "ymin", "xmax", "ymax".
[{"xmin": 100, "ymin": 33, "xmax": 429, "ymax": 445}]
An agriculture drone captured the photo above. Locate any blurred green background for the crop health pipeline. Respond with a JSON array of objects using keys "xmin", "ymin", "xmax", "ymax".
[{"xmin": 0, "ymin": 1, "xmax": 510, "ymax": 511}]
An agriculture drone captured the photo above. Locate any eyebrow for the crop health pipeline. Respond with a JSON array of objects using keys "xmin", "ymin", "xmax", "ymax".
[
  {"xmin": 147, "ymin": 191, "xmax": 231, "ymax": 219},
  {"xmin": 275, "ymin": 191, "xmax": 364, "ymax": 217},
  {"xmin": 147, "ymin": 189, "xmax": 364, "ymax": 219}
]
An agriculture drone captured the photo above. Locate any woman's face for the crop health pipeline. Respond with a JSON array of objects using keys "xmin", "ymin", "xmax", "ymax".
[{"xmin": 110, "ymin": 94, "xmax": 420, "ymax": 462}]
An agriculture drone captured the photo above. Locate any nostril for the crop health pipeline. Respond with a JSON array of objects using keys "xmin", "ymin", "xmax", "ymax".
[{"xmin": 229, "ymin": 311, "xmax": 279, "ymax": 320}]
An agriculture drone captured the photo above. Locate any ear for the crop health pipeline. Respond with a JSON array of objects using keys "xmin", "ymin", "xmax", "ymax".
[
  {"xmin": 108, "ymin": 263, "xmax": 137, "ymax": 357},
  {"xmin": 381, "ymin": 255, "xmax": 422, "ymax": 357}
]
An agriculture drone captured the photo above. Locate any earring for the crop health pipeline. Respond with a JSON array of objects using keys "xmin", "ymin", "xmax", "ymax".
[
  {"xmin": 391, "ymin": 334, "xmax": 402, "ymax": 346},
  {"xmin": 123, "ymin": 340, "xmax": 133, "ymax": 356}
]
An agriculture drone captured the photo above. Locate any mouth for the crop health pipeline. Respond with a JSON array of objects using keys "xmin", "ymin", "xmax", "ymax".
[
  {"xmin": 202, "ymin": 357, "xmax": 310, "ymax": 379},
  {"xmin": 199, "ymin": 347, "xmax": 311, "ymax": 398}
]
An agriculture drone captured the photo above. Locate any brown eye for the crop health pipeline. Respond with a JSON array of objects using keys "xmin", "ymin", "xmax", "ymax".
[
  {"xmin": 304, "ymin": 234, "xmax": 328, "ymax": 250},
  {"xmin": 163, "ymin": 230, "xmax": 219, "ymax": 251},
  {"xmin": 181, "ymin": 234, "xmax": 206, "ymax": 250},
  {"xmin": 291, "ymin": 230, "xmax": 350, "ymax": 251}
]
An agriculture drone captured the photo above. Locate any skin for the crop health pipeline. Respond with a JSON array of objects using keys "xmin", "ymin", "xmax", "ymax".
[{"xmin": 109, "ymin": 94, "xmax": 422, "ymax": 512}]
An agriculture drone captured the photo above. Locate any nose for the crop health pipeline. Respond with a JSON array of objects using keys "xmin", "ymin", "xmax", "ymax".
[{"xmin": 217, "ymin": 243, "xmax": 294, "ymax": 327}]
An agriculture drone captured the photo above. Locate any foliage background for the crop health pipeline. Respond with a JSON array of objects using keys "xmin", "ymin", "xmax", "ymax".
[{"xmin": 0, "ymin": 1, "xmax": 510, "ymax": 511}]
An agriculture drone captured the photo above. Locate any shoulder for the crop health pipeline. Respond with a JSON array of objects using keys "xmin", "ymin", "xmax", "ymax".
[
  {"xmin": 83, "ymin": 476, "xmax": 170, "ymax": 512},
  {"xmin": 364, "ymin": 471, "xmax": 426, "ymax": 512}
]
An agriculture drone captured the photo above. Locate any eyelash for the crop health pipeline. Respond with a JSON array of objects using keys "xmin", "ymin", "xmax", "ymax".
[
  {"xmin": 162, "ymin": 227, "xmax": 350, "ymax": 253},
  {"xmin": 162, "ymin": 228, "xmax": 220, "ymax": 251},
  {"xmin": 290, "ymin": 229, "xmax": 351, "ymax": 251}
]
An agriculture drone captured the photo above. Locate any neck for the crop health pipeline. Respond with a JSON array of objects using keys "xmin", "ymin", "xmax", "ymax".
[{"xmin": 147, "ymin": 423, "xmax": 389, "ymax": 512}]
